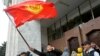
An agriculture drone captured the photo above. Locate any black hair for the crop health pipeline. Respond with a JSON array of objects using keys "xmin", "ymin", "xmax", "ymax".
[
  {"xmin": 19, "ymin": 52, "xmax": 27, "ymax": 56},
  {"xmin": 82, "ymin": 41, "xmax": 91, "ymax": 46},
  {"xmin": 48, "ymin": 43, "xmax": 52, "ymax": 46},
  {"xmin": 21, "ymin": 52, "xmax": 27, "ymax": 55}
]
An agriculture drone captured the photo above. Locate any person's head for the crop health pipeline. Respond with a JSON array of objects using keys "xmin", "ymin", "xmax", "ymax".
[
  {"xmin": 82, "ymin": 41, "xmax": 91, "ymax": 51},
  {"xmin": 20, "ymin": 52, "xmax": 27, "ymax": 56},
  {"xmin": 91, "ymin": 42, "xmax": 96, "ymax": 48},
  {"xmin": 64, "ymin": 47, "xmax": 69, "ymax": 51},
  {"xmin": 46, "ymin": 44, "xmax": 54, "ymax": 52},
  {"xmin": 77, "ymin": 47, "xmax": 82, "ymax": 53}
]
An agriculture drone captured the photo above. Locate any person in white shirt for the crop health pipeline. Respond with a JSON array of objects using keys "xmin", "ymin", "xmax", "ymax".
[{"xmin": 82, "ymin": 41, "xmax": 100, "ymax": 56}]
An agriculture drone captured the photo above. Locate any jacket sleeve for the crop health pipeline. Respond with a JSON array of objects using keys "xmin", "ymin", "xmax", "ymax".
[
  {"xmin": 52, "ymin": 49, "xmax": 62, "ymax": 56},
  {"xmin": 31, "ymin": 49, "xmax": 46, "ymax": 56}
]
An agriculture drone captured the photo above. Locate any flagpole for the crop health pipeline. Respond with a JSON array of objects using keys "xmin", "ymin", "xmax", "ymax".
[
  {"xmin": 5, "ymin": 12, "xmax": 30, "ymax": 48},
  {"xmin": 16, "ymin": 28, "xmax": 30, "ymax": 48},
  {"xmin": 78, "ymin": 25, "xmax": 83, "ymax": 47}
]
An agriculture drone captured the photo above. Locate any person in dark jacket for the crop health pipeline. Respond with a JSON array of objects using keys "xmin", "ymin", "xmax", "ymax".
[
  {"xmin": 29, "ymin": 44, "xmax": 62, "ymax": 56},
  {"xmin": 82, "ymin": 41, "xmax": 100, "ymax": 56},
  {"xmin": 26, "ymin": 51, "xmax": 32, "ymax": 56},
  {"xmin": 91, "ymin": 42, "xmax": 100, "ymax": 54}
]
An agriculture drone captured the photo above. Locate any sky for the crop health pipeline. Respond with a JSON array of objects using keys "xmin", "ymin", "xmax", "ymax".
[{"xmin": 0, "ymin": 0, "xmax": 9, "ymax": 46}]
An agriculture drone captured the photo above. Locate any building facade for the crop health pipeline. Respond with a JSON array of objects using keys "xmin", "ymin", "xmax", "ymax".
[
  {"xmin": 47, "ymin": 0, "xmax": 100, "ymax": 53},
  {"xmin": 5, "ymin": 0, "xmax": 100, "ymax": 56}
]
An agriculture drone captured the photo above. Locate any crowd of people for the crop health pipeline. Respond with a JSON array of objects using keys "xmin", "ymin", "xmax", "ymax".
[
  {"xmin": 71, "ymin": 41, "xmax": 100, "ymax": 56},
  {"xmin": 18, "ymin": 41, "xmax": 100, "ymax": 56}
]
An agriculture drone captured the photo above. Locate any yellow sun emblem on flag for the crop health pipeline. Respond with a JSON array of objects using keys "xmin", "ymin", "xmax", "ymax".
[{"xmin": 26, "ymin": 4, "xmax": 43, "ymax": 14}]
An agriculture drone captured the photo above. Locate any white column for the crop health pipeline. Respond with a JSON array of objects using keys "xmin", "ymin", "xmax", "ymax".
[
  {"xmin": 41, "ymin": 27, "xmax": 48, "ymax": 51},
  {"xmin": 6, "ymin": 21, "xmax": 17, "ymax": 56},
  {"xmin": 18, "ymin": 20, "xmax": 42, "ymax": 56}
]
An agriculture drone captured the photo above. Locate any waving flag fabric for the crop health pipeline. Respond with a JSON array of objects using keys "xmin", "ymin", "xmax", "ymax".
[
  {"xmin": 25, "ymin": 0, "xmax": 46, "ymax": 2},
  {"xmin": 4, "ymin": 1, "xmax": 57, "ymax": 27}
]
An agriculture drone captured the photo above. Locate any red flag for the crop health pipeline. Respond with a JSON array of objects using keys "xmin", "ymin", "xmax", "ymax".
[
  {"xmin": 4, "ymin": 1, "xmax": 57, "ymax": 27},
  {"xmin": 25, "ymin": 0, "xmax": 46, "ymax": 2}
]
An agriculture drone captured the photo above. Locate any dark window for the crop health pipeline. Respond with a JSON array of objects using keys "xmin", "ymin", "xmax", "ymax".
[
  {"xmin": 62, "ymin": 25, "xmax": 67, "ymax": 32},
  {"xmin": 81, "ymin": 11, "xmax": 92, "ymax": 22},
  {"xmin": 47, "ymin": 27, "xmax": 62, "ymax": 42},
  {"xmin": 93, "ymin": 4, "xmax": 100, "ymax": 18}
]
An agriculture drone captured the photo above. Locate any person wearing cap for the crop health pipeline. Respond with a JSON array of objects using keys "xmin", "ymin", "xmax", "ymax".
[{"xmin": 82, "ymin": 41, "xmax": 100, "ymax": 56}]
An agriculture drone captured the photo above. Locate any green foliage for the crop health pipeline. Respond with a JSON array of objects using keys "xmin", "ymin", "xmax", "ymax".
[{"xmin": 0, "ymin": 42, "xmax": 6, "ymax": 56}]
